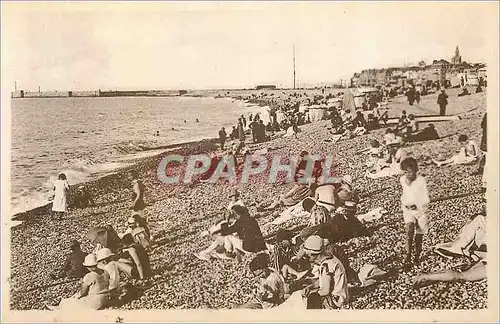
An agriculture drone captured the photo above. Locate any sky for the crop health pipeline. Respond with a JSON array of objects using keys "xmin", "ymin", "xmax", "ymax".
[{"xmin": 1, "ymin": 2, "xmax": 497, "ymax": 91}]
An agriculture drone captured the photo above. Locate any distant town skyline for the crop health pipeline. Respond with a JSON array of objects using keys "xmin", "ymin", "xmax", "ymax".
[{"xmin": 2, "ymin": 2, "xmax": 496, "ymax": 91}]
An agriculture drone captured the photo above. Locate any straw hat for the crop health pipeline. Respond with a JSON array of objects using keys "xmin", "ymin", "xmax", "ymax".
[
  {"xmin": 82, "ymin": 253, "xmax": 98, "ymax": 267},
  {"xmin": 96, "ymin": 248, "xmax": 115, "ymax": 262},
  {"xmin": 357, "ymin": 264, "xmax": 388, "ymax": 287},
  {"xmin": 303, "ymin": 235, "xmax": 323, "ymax": 254}
]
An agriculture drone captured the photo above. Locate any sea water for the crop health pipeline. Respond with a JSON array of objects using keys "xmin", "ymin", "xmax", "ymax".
[{"xmin": 10, "ymin": 96, "xmax": 267, "ymax": 217}]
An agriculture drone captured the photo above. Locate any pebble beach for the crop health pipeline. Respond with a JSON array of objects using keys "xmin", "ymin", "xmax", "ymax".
[{"xmin": 9, "ymin": 87, "xmax": 488, "ymax": 310}]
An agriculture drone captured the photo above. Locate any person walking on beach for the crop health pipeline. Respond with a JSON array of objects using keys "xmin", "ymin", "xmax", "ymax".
[
  {"xmin": 241, "ymin": 114, "xmax": 247, "ymax": 128},
  {"xmin": 437, "ymin": 89, "xmax": 448, "ymax": 116},
  {"xmin": 218, "ymin": 127, "xmax": 227, "ymax": 151},
  {"xmin": 52, "ymin": 173, "xmax": 70, "ymax": 220},
  {"xmin": 236, "ymin": 119, "xmax": 246, "ymax": 155},
  {"xmin": 400, "ymin": 158, "xmax": 430, "ymax": 271},
  {"xmin": 130, "ymin": 170, "xmax": 146, "ymax": 219}
]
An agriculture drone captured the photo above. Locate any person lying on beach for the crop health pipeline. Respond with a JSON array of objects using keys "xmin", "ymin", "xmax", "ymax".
[
  {"xmin": 268, "ymin": 197, "xmax": 316, "ymax": 226},
  {"xmin": 51, "ymin": 240, "xmax": 88, "ymax": 280},
  {"xmin": 433, "ymin": 213, "xmax": 486, "ymax": 261},
  {"xmin": 432, "ymin": 135, "xmax": 480, "ymax": 167},
  {"xmin": 413, "ymin": 214, "xmax": 486, "ymax": 290},
  {"xmin": 406, "ymin": 123, "xmax": 439, "ymax": 142},
  {"xmin": 45, "ymin": 253, "xmax": 111, "ymax": 311},
  {"xmin": 266, "ymin": 179, "xmax": 315, "ymax": 211},
  {"xmin": 300, "ymin": 236, "xmax": 348, "ymax": 309},
  {"xmin": 234, "ymin": 254, "xmax": 286, "ymax": 309},
  {"xmin": 118, "ymin": 234, "xmax": 152, "ymax": 280},
  {"xmin": 195, "ymin": 205, "xmax": 267, "ymax": 262},
  {"xmin": 265, "ymin": 153, "xmax": 316, "ymax": 211}
]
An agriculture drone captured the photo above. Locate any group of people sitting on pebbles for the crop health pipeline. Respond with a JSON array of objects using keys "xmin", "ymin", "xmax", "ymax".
[{"xmin": 46, "ymin": 171, "xmax": 153, "ymax": 311}]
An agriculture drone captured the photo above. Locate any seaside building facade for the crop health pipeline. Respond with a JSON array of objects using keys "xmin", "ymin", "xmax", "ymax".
[{"xmin": 349, "ymin": 46, "xmax": 486, "ymax": 89}]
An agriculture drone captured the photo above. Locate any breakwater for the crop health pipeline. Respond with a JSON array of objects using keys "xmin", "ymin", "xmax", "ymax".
[{"xmin": 11, "ymin": 89, "xmax": 188, "ymax": 99}]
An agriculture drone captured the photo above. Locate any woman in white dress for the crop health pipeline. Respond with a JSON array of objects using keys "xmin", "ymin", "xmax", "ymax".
[{"xmin": 52, "ymin": 173, "xmax": 70, "ymax": 220}]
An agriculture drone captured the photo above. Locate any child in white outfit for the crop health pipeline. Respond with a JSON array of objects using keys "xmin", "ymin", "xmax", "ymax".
[{"xmin": 400, "ymin": 157, "xmax": 430, "ymax": 270}]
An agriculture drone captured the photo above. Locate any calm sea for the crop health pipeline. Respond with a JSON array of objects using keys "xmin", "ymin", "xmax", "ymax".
[{"xmin": 10, "ymin": 96, "xmax": 267, "ymax": 217}]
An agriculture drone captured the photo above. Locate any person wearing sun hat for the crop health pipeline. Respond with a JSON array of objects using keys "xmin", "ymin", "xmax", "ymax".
[
  {"xmin": 300, "ymin": 235, "xmax": 348, "ymax": 309},
  {"xmin": 97, "ymin": 249, "xmax": 121, "ymax": 291},
  {"xmin": 45, "ymin": 253, "xmax": 111, "ymax": 311}
]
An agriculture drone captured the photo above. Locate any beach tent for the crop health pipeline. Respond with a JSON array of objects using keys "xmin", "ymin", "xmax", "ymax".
[
  {"xmin": 309, "ymin": 106, "xmax": 327, "ymax": 122},
  {"xmin": 342, "ymin": 89, "xmax": 356, "ymax": 111},
  {"xmin": 342, "ymin": 89, "xmax": 358, "ymax": 119}
]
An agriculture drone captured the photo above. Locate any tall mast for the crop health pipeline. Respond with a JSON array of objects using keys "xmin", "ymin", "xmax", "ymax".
[{"xmin": 293, "ymin": 44, "xmax": 296, "ymax": 89}]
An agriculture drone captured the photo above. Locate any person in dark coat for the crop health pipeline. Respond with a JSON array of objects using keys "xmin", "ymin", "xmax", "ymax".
[
  {"xmin": 195, "ymin": 205, "xmax": 266, "ymax": 261},
  {"xmin": 406, "ymin": 87, "xmax": 416, "ymax": 106},
  {"xmin": 406, "ymin": 124, "xmax": 440, "ymax": 142},
  {"xmin": 437, "ymin": 90, "xmax": 448, "ymax": 115},
  {"xmin": 218, "ymin": 127, "xmax": 227, "ymax": 151},
  {"xmin": 52, "ymin": 240, "xmax": 88, "ymax": 279}
]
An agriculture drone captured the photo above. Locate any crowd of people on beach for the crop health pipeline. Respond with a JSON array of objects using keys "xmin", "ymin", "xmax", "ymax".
[{"xmin": 45, "ymin": 84, "xmax": 487, "ymax": 311}]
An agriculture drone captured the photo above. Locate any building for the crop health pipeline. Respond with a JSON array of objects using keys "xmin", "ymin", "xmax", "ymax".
[
  {"xmin": 255, "ymin": 85, "xmax": 277, "ymax": 90},
  {"xmin": 451, "ymin": 46, "xmax": 462, "ymax": 65}
]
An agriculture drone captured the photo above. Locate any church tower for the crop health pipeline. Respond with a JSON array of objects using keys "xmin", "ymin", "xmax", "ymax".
[{"xmin": 451, "ymin": 46, "xmax": 462, "ymax": 65}]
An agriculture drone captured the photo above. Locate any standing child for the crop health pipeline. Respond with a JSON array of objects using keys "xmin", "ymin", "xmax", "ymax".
[
  {"xmin": 52, "ymin": 173, "xmax": 70, "ymax": 220},
  {"xmin": 400, "ymin": 158, "xmax": 430, "ymax": 271}
]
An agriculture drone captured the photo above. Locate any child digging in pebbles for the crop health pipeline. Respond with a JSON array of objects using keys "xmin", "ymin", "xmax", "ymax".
[{"xmin": 400, "ymin": 158, "xmax": 430, "ymax": 271}]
